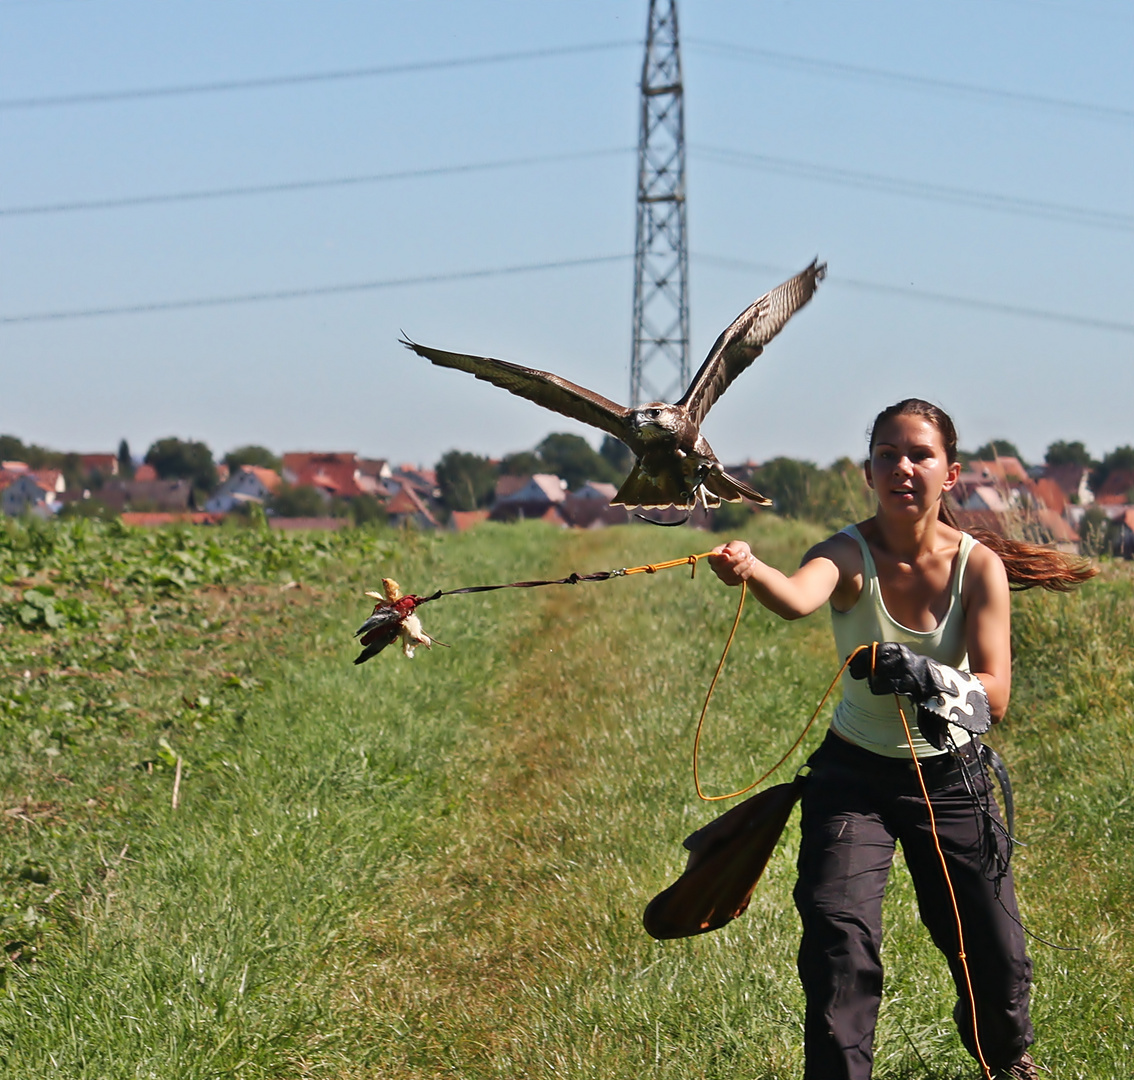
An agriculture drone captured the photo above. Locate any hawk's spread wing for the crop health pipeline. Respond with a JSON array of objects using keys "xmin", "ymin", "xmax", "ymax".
[
  {"xmin": 677, "ymin": 260, "xmax": 826, "ymax": 427},
  {"xmin": 401, "ymin": 337, "xmax": 633, "ymax": 442}
]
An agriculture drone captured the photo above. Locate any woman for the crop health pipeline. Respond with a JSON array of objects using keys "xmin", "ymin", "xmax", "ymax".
[{"xmin": 708, "ymin": 398, "xmax": 1093, "ymax": 1080}]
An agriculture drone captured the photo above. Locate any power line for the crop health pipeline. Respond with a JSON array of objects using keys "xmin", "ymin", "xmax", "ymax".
[
  {"xmin": 5, "ymin": 251, "xmax": 1131, "ymax": 335},
  {"xmin": 0, "ymin": 254, "xmax": 632, "ymax": 325},
  {"xmin": 0, "ymin": 40, "xmax": 638, "ymax": 110},
  {"xmin": 0, "ymin": 148, "xmax": 632, "ymax": 218},
  {"xmin": 686, "ymin": 38, "xmax": 1134, "ymax": 124},
  {"xmin": 7, "ymin": 144, "xmax": 1128, "ymax": 236},
  {"xmin": 693, "ymin": 146, "xmax": 1134, "ymax": 233},
  {"xmin": 3, "ymin": 32, "xmax": 1126, "ymax": 125},
  {"xmin": 696, "ymin": 254, "xmax": 1134, "ymax": 336}
]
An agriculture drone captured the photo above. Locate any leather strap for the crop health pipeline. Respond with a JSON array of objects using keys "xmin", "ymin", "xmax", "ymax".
[{"xmin": 981, "ymin": 743, "xmax": 1016, "ymax": 843}]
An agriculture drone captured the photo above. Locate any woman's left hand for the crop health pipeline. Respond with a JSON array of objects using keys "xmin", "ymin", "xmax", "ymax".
[{"xmin": 708, "ymin": 541, "xmax": 755, "ymax": 586}]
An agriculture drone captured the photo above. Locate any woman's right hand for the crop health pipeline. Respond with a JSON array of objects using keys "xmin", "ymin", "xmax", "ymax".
[{"xmin": 708, "ymin": 541, "xmax": 756, "ymax": 587}]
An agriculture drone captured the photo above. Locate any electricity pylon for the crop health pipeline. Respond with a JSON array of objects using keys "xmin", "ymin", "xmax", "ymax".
[{"xmin": 630, "ymin": 0, "xmax": 689, "ymax": 407}]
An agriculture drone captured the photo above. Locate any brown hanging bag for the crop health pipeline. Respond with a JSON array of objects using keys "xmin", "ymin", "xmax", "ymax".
[{"xmin": 643, "ymin": 774, "xmax": 805, "ymax": 940}]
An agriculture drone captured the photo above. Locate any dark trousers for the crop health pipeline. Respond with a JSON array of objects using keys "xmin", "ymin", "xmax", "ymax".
[{"xmin": 794, "ymin": 733, "xmax": 1033, "ymax": 1080}]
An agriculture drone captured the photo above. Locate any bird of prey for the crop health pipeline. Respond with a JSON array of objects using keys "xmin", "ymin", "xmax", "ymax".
[
  {"xmin": 401, "ymin": 259, "xmax": 825, "ymax": 510},
  {"xmin": 353, "ymin": 578, "xmax": 437, "ymax": 664}
]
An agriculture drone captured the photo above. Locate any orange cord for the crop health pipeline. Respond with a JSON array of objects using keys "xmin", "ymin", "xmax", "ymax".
[
  {"xmin": 620, "ymin": 551, "xmax": 713, "ymax": 578},
  {"xmin": 613, "ymin": 547, "xmax": 847, "ymax": 800},
  {"xmin": 691, "ymin": 611, "xmax": 866, "ymax": 802},
  {"xmin": 887, "ymin": 646, "xmax": 993, "ymax": 1080}
]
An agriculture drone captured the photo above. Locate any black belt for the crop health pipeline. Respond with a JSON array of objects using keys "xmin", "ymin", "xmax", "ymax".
[
  {"xmin": 813, "ymin": 732, "xmax": 1015, "ymax": 841},
  {"xmin": 815, "ymin": 731, "xmax": 984, "ymax": 789}
]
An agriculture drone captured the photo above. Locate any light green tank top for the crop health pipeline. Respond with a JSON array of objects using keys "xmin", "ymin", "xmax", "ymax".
[{"xmin": 830, "ymin": 523, "xmax": 977, "ymax": 759}]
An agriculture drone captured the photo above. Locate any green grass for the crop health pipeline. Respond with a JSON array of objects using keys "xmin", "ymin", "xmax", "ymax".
[{"xmin": 0, "ymin": 518, "xmax": 1130, "ymax": 1077}]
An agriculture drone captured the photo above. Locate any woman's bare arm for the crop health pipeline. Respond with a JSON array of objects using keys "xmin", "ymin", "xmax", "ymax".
[
  {"xmin": 962, "ymin": 543, "xmax": 1012, "ymax": 722},
  {"xmin": 708, "ymin": 538, "xmax": 848, "ymax": 620}
]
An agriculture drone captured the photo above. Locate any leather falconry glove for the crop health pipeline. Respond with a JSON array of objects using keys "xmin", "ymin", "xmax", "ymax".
[{"xmin": 847, "ymin": 642, "xmax": 991, "ymax": 750}]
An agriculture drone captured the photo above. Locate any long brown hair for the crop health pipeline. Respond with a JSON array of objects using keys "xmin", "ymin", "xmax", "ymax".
[{"xmin": 868, "ymin": 399, "xmax": 1097, "ymax": 591}]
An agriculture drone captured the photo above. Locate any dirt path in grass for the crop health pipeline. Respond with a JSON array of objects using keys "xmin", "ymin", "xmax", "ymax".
[{"xmin": 344, "ymin": 528, "xmax": 682, "ymax": 1075}]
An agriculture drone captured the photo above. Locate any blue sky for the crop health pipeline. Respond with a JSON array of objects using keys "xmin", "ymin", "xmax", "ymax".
[{"xmin": 2, "ymin": 0, "xmax": 1131, "ymax": 470}]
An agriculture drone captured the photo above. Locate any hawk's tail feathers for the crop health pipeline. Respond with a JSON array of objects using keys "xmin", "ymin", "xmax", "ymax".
[
  {"xmin": 611, "ymin": 464, "xmax": 773, "ymax": 509},
  {"xmin": 704, "ymin": 470, "xmax": 773, "ymax": 507}
]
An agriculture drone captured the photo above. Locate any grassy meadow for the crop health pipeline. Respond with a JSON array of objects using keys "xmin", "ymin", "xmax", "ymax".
[{"xmin": 0, "ymin": 517, "xmax": 1131, "ymax": 1079}]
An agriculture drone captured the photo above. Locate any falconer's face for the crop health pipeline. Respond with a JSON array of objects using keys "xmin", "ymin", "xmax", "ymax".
[{"xmin": 865, "ymin": 414, "xmax": 960, "ymax": 516}]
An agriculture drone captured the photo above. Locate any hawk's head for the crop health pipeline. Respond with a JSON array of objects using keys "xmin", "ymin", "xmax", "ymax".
[{"xmin": 630, "ymin": 403, "xmax": 685, "ymax": 443}]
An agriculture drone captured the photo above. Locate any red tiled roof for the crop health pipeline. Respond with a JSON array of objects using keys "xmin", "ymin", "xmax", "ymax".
[
  {"xmin": 289, "ymin": 463, "xmax": 364, "ymax": 498},
  {"xmin": 282, "ymin": 451, "xmax": 357, "ymax": 476},
  {"xmin": 31, "ymin": 469, "xmax": 64, "ymax": 493},
  {"xmin": 1095, "ymin": 469, "xmax": 1134, "ymax": 506},
  {"xmin": 968, "ymin": 457, "xmax": 1030, "ymax": 484},
  {"xmin": 134, "ymin": 464, "xmax": 158, "ymax": 481},
  {"xmin": 1032, "ymin": 477, "xmax": 1067, "ymax": 514},
  {"xmin": 0, "ymin": 470, "xmax": 58, "ymax": 496},
  {"xmin": 386, "ymin": 482, "xmax": 439, "ymax": 526},
  {"xmin": 1032, "ymin": 508, "xmax": 1079, "ymax": 543},
  {"xmin": 395, "ymin": 464, "xmax": 437, "ymax": 487},
  {"xmin": 1042, "ymin": 463, "xmax": 1090, "ymax": 498},
  {"xmin": 80, "ymin": 454, "xmax": 118, "ymax": 476}
]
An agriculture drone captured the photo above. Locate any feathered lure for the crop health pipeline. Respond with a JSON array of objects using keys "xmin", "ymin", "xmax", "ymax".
[{"xmin": 353, "ymin": 578, "xmax": 442, "ymax": 664}]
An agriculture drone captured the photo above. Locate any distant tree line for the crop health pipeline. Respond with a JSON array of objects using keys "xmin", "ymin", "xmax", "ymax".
[
  {"xmin": 435, "ymin": 433, "xmax": 632, "ymax": 512},
  {"xmin": 6, "ymin": 430, "xmax": 1134, "ymax": 536}
]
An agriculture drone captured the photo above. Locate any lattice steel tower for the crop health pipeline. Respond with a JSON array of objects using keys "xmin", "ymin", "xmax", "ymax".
[{"xmin": 630, "ymin": 0, "xmax": 689, "ymax": 406}]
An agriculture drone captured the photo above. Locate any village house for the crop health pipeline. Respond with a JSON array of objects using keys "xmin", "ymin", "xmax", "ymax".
[
  {"xmin": 0, "ymin": 467, "xmax": 62, "ymax": 517},
  {"xmin": 98, "ymin": 478, "xmax": 195, "ymax": 513},
  {"xmin": 358, "ymin": 458, "xmax": 394, "ymax": 484},
  {"xmin": 387, "ymin": 464, "xmax": 441, "ymax": 510},
  {"xmin": 1092, "ymin": 468, "xmax": 1134, "ymax": 507},
  {"xmin": 489, "ymin": 474, "xmax": 568, "ymax": 523},
  {"xmin": 958, "ymin": 484, "xmax": 1015, "ymax": 514},
  {"xmin": 1039, "ymin": 463, "xmax": 1094, "ymax": 507},
  {"xmin": 203, "ymin": 465, "xmax": 283, "ymax": 514},
  {"xmin": 79, "ymin": 454, "xmax": 119, "ymax": 484},
  {"xmin": 559, "ymin": 481, "xmax": 631, "ymax": 528},
  {"xmin": 947, "ymin": 453, "xmax": 1096, "ymax": 554},
  {"xmin": 954, "ymin": 456, "xmax": 1036, "ymax": 511},
  {"xmin": 385, "ymin": 482, "xmax": 439, "ymax": 529},
  {"xmin": 281, "ymin": 452, "xmax": 384, "ymax": 501}
]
